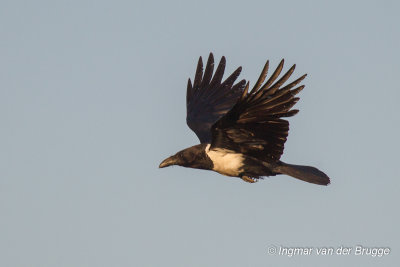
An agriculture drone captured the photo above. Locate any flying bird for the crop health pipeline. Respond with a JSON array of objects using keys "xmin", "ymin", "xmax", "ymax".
[{"xmin": 159, "ymin": 53, "xmax": 330, "ymax": 185}]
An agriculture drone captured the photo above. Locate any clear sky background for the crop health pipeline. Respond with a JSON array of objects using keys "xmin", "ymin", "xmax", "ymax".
[{"xmin": 1, "ymin": 0, "xmax": 399, "ymax": 266}]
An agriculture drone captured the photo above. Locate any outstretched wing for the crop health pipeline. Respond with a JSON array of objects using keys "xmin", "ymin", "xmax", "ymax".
[
  {"xmin": 186, "ymin": 53, "xmax": 246, "ymax": 143},
  {"xmin": 210, "ymin": 59, "xmax": 307, "ymax": 161}
]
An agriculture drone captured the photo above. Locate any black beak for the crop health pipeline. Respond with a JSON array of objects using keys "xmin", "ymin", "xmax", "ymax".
[{"xmin": 159, "ymin": 156, "xmax": 177, "ymax": 168}]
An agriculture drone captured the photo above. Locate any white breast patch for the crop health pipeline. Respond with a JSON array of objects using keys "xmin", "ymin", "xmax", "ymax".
[{"xmin": 205, "ymin": 144, "xmax": 244, "ymax": 176}]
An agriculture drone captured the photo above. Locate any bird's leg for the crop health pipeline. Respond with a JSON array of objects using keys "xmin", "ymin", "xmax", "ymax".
[{"xmin": 241, "ymin": 175, "xmax": 258, "ymax": 183}]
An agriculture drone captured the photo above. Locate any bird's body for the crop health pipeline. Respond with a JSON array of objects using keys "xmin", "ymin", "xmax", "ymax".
[
  {"xmin": 164, "ymin": 143, "xmax": 274, "ymax": 180},
  {"xmin": 160, "ymin": 53, "xmax": 330, "ymax": 185},
  {"xmin": 205, "ymin": 144, "xmax": 246, "ymax": 177}
]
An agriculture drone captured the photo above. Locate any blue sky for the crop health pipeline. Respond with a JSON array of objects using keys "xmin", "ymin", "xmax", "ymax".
[{"xmin": 1, "ymin": 0, "xmax": 399, "ymax": 266}]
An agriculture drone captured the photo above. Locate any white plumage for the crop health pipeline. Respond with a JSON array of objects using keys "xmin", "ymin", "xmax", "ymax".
[{"xmin": 205, "ymin": 144, "xmax": 244, "ymax": 176}]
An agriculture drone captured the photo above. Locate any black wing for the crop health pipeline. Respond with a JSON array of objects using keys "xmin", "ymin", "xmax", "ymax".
[
  {"xmin": 186, "ymin": 53, "xmax": 246, "ymax": 143},
  {"xmin": 210, "ymin": 59, "xmax": 307, "ymax": 161}
]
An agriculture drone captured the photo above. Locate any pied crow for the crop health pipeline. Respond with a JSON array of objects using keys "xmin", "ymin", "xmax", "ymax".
[{"xmin": 159, "ymin": 53, "xmax": 330, "ymax": 185}]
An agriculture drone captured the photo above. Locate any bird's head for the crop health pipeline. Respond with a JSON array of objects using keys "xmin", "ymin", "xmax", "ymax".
[
  {"xmin": 159, "ymin": 146, "xmax": 204, "ymax": 169},
  {"xmin": 159, "ymin": 151, "xmax": 189, "ymax": 168}
]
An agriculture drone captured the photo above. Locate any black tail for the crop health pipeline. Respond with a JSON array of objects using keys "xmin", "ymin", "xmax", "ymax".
[{"xmin": 275, "ymin": 162, "xmax": 330, "ymax": 186}]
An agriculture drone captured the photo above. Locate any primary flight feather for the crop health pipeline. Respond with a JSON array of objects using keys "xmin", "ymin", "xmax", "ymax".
[{"xmin": 159, "ymin": 53, "xmax": 330, "ymax": 185}]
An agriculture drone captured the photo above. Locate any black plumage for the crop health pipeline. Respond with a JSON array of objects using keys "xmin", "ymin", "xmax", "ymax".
[
  {"xmin": 186, "ymin": 54, "xmax": 246, "ymax": 143},
  {"xmin": 160, "ymin": 53, "xmax": 330, "ymax": 186}
]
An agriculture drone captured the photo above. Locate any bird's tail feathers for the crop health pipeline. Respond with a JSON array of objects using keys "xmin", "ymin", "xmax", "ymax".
[{"xmin": 275, "ymin": 162, "xmax": 330, "ymax": 186}]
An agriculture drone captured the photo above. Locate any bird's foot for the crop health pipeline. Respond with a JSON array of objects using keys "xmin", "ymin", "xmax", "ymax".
[{"xmin": 241, "ymin": 176, "xmax": 258, "ymax": 183}]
